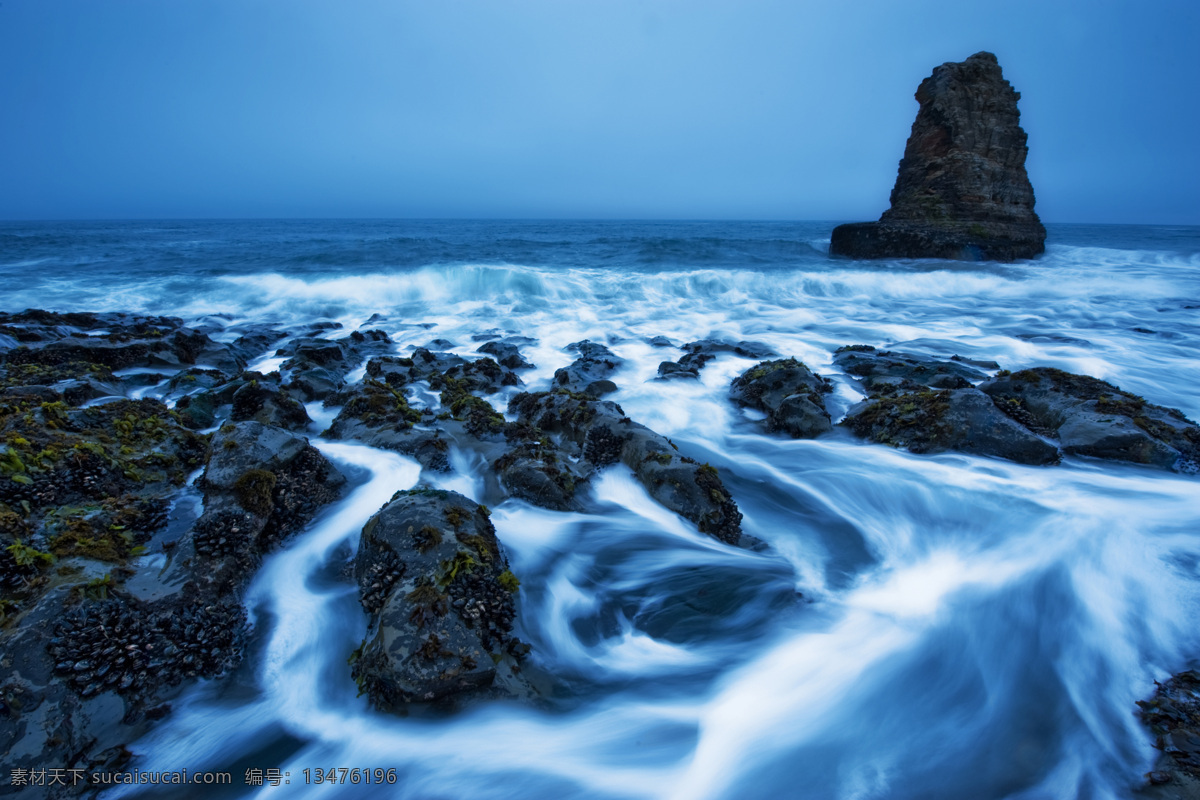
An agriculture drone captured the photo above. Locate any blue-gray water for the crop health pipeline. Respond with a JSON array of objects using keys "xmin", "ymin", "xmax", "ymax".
[{"xmin": 3, "ymin": 220, "xmax": 1199, "ymax": 799}]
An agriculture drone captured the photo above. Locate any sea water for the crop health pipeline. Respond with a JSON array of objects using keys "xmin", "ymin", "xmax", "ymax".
[{"xmin": 2, "ymin": 219, "xmax": 1199, "ymax": 799}]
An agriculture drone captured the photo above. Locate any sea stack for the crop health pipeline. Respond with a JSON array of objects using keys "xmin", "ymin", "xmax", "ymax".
[{"xmin": 831, "ymin": 51, "xmax": 1046, "ymax": 262}]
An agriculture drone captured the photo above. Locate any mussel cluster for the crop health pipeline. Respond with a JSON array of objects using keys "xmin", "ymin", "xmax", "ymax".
[
  {"xmin": 64, "ymin": 448, "xmax": 119, "ymax": 500},
  {"xmin": 154, "ymin": 599, "xmax": 245, "ymax": 680},
  {"xmin": 447, "ymin": 569, "xmax": 515, "ymax": 652},
  {"xmin": 191, "ymin": 508, "xmax": 259, "ymax": 560},
  {"xmin": 693, "ymin": 466, "xmax": 743, "ymax": 547},
  {"xmin": 584, "ymin": 425, "xmax": 626, "ymax": 467},
  {"xmin": 0, "ymin": 549, "xmax": 37, "ymax": 596},
  {"xmin": 0, "ymin": 471, "xmax": 53, "ymax": 509},
  {"xmin": 48, "ymin": 599, "xmax": 155, "ymax": 697},
  {"xmin": 259, "ymin": 446, "xmax": 339, "ymax": 548},
  {"xmin": 49, "ymin": 596, "xmax": 246, "ymax": 699},
  {"xmin": 359, "ymin": 547, "xmax": 406, "ymax": 614}
]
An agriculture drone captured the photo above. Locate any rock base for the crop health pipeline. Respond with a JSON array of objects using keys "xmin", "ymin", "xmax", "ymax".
[{"xmin": 830, "ymin": 221, "xmax": 1045, "ymax": 262}]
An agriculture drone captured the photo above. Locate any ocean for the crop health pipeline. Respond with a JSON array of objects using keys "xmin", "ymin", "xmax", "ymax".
[{"xmin": 2, "ymin": 219, "xmax": 1199, "ymax": 799}]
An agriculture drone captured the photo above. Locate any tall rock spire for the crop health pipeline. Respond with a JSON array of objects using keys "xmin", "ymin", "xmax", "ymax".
[{"xmin": 831, "ymin": 52, "xmax": 1046, "ymax": 261}]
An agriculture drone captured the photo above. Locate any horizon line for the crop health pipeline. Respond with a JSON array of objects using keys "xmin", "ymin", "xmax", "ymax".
[{"xmin": 2, "ymin": 216, "xmax": 1196, "ymax": 227}]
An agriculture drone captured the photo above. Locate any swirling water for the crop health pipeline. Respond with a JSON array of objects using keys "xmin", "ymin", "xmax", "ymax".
[{"xmin": 2, "ymin": 220, "xmax": 1199, "ymax": 799}]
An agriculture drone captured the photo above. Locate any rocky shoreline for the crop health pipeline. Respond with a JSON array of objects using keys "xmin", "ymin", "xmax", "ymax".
[{"xmin": 1, "ymin": 309, "xmax": 1196, "ymax": 795}]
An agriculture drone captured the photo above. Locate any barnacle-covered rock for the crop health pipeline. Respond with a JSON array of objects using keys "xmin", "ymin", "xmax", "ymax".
[{"xmin": 351, "ymin": 490, "xmax": 530, "ymax": 709}]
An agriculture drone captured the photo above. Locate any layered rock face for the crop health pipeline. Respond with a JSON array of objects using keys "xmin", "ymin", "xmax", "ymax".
[{"xmin": 831, "ymin": 51, "xmax": 1046, "ymax": 261}]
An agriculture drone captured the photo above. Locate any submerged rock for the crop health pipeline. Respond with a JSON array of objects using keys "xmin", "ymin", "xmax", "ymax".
[
  {"xmin": 352, "ymin": 489, "xmax": 530, "ymax": 709},
  {"xmin": 730, "ymin": 358, "xmax": 835, "ymax": 438},
  {"xmin": 833, "ymin": 345, "xmax": 986, "ymax": 394},
  {"xmin": 476, "ymin": 341, "xmax": 534, "ymax": 370},
  {"xmin": 553, "ymin": 340, "xmax": 623, "ymax": 397},
  {"xmin": 658, "ymin": 339, "xmax": 780, "ymax": 381},
  {"xmin": 981, "ymin": 368, "xmax": 1199, "ymax": 472},
  {"xmin": 830, "ymin": 52, "xmax": 1046, "ymax": 262}
]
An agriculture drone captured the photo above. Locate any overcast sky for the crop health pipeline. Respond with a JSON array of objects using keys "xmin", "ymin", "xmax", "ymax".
[{"xmin": 1, "ymin": 0, "xmax": 1197, "ymax": 223}]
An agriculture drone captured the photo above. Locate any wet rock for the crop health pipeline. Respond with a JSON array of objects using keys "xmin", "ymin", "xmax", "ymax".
[
  {"xmin": 493, "ymin": 422, "xmax": 588, "ymax": 512},
  {"xmin": 186, "ymin": 421, "xmax": 345, "ymax": 589},
  {"xmin": 842, "ymin": 387, "xmax": 1060, "ymax": 465},
  {"xmin": 0, "ymin": 397, "xmax": 207, "ymax": 520},
  {"xmin": 227, "ymin": 324, "xmax": 289, "ymax": 364},
  {"xmin": 657, "ymin": 361, "xmax": 700, "ymax": 380},
  {"xmin": 0, "ymin": 418, "xmax": 344, "ymax": 786},
  {"xmin": 731, "ymin": 358, "xmax": 835, "ymax": 438},
  {"xmin": 831, "ymin": 52, "xmax": 1046, "ymax": 261},
  {"xmin": 553, "ymin": 340, "xmax": 623, "ymax": 397},
  {"xmin": 683, "ymin": 339, "xmax": 778, "ymax": 361},
  {"xmin": 278, "ymin": 330, "xmax": 393, "ymax": 401},
  {"xmin": 351, "ymin": 489, "xmax": 530, "ymax": 709},
  {"xmin": 833, "ymin": 345, "xmax": 986, "ymax": 394},
  {"xmin": 647, "ymin": 336, "xmax": 675, "ymax": 348},
  {"xmin": 509, "ymin": 391, "xmax": 750, "ymax": 547},
  {"xmin": 476, "ymin": 341, "xmax": 534, "ymax": 370},
  {"xmin": 230, "ymin": 377, "xmax": 311, "ymax": 430},
  {"xmin": 324, "ymin": 380, "xmax": 451, "ymax": 471},
  {"xmin": 0, "ymin": 311, "xmax": 245, "ymax": 390},
  {"xmin": 1137, "ymin": 670, "xmax": 1200, "ymax": 797},
  {"xmin": 980, "ymin": 368, "xmax": 1199, "ymax": 472}
]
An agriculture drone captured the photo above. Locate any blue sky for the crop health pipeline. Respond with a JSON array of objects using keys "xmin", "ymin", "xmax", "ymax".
[{"xmin": 1, "ymin": 0, "xmax": 1197, "ymax": 223}]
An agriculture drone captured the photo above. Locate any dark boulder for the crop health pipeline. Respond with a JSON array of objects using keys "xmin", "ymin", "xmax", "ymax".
[
  {"xmin": 830, "ymin": 52, "xmax": 1046, "ymax": 262},
  {"xmin": 981, "ymin": 368, "xmax": 1199, "ymax": 472},
  {"xmin": 842, "ymin": 387, "xmax": 1060, "ymax": 465},
  {"xmin": 351, "ymin": 489, "xmax": 530, "ymax": 709},
  {"xmin": 731, "ymin": 358, "xmax": 835, "ymax": 439},
  {"xmin": 683, "ymin": 339, "xmax": 778, "ymax": 361},
  {"xmin": 230, "ymin": 377, "xmax": 311, "ymax": 431},
  {"xmin": 227, "ymin": 324, "xmax": 289, "ymax": 365}
]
